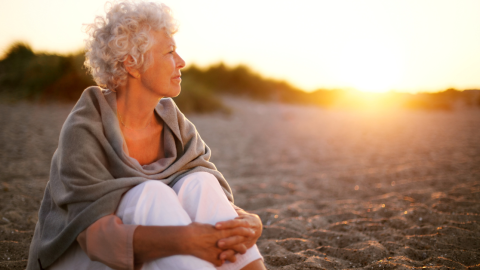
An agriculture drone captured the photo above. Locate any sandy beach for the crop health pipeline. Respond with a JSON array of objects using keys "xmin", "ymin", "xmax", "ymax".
[{"xmin": 0, "ymin": 98, "xmax": 479, "ymax": 269}]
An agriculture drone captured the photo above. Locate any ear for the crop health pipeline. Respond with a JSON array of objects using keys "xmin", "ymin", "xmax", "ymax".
[{"xmin": 124, "ymin": 56, "xmax": 141, "ymax": 79}]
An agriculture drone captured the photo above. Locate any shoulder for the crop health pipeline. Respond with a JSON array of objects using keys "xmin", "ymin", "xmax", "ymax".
[
  {"xmin": 66, "ymin": 87, "xmax": 105, "ymax": 124},
  {"xmin": 76, "ymin": 86, "xmax": 110, "ymax": 111},
  {"xmin": 60, "ymin": 86, "xmax": 107, "ymax": 142}
]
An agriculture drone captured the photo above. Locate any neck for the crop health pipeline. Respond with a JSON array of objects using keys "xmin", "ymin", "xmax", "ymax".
[{"xmin": 115, "ymin": 78, "xmax": 163, "ymax": 130}]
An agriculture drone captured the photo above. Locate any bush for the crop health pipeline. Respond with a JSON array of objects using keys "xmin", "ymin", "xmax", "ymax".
[
  {"xmin": 0, "ymin": 43, "xmax": 94, "ymax": 101},
  {"xmin": 173, "ymin": 78, "xmax": 230, "ymax": 114}
]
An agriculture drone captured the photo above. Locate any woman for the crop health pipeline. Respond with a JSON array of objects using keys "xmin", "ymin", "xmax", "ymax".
[{"xmin": 27, "ymin": 2, "xmax": 265, "ymax": 270}]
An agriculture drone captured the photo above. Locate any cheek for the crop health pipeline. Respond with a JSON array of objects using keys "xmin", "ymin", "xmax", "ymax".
[
  {"xmin": 167, "ymin": 57, "xmax": 176, "ymax": 70},
  {"xmin": 158, "ymin": 59, "xmax": 175, "ymax": 76}
]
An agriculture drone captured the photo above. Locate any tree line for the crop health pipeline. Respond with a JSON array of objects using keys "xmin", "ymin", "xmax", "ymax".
[{"xmin": 1, "ymin": 42, "xmax": 479, "ymax": 113}]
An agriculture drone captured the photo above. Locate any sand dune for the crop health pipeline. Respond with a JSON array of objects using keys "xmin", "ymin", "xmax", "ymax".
[{"xmin": 0, "ymin": 98, "xmax": 479, "ymax": 269}]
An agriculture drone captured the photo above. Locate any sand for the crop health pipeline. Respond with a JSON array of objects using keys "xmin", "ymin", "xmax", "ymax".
[{"xmin": 0, "ymin": 98, "xmax": 479, "ymax": 270}]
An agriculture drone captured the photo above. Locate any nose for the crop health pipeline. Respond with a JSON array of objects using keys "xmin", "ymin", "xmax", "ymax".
[{"xmin": 176, "ymin": 53, "xmax": 186, "ymax": 69}]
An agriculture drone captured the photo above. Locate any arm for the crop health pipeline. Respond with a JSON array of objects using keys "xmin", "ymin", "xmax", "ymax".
[
  {"xmin": 78, "ymin": 215, "xmax": 255, "ymax": 269},
  {"xmin": 77, "ymin": 215, "xmax": 138, "ymax": 270},
  {"xmin": 133, "ymin": 222, "xmax": 255, "ymax": 266}
]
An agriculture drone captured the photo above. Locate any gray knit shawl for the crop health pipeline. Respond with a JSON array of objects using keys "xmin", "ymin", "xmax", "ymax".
[{"xmin": 27, "ymin": 86, "xmax": 232, "ymax": 270}]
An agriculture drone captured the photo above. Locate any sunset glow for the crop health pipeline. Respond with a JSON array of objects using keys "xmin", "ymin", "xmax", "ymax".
[
  {"xmin": 332, "ymin": 38, "xmax": 404, "ymax": 93},
  {"xmin": 1, "ymin": 0, "xmax": 480, "ymax": 93}
]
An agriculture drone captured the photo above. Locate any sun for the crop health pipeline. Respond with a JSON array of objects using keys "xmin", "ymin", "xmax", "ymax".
[{"xmin": 333, "ymin": 38, "xmax": 404, "ymax": 93}]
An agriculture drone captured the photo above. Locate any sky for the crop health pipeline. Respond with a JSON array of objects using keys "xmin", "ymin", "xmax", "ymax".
[{"xmin": 1, "ymin": 0, "xmax": 480, "ymax": 93}]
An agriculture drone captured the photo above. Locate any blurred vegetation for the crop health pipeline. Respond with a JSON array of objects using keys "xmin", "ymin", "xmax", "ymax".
[
  {"xmin": 173, "ymin": 79, "xmax": 230, "ymax": 114},
  {"xmin": 182, "ymin": 63, "xmax": 480, "ymax": 111},
  {"xmin": 0, "ymin": 42, "xmax": 226, "ymax": 113},
  {"xmin": 402, "ymin": 88, "xmax": 480, "ymax": 110},
  {"xmin": 1, "ymin": 42, "xmax": 480, "ymax": 113},
  {"xmin": 0, "ymin": 42, "xmax": 93, "ymax": 101}
]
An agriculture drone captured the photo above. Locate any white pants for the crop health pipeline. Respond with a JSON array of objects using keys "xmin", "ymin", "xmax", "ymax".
[{"xmin": 49, "ymin": 172, "xmax": 262, "ymax": 270}]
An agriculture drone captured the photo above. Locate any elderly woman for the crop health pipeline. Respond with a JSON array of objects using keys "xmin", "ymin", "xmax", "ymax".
[{"xmin": 27, "ymin": 2, "xmax": 265, "ymax": 270}]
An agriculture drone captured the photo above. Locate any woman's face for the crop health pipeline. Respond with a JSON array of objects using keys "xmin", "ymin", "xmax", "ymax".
[{"xmin": 139, "ymin": 29, "xmax": 185, "ymax": 98}]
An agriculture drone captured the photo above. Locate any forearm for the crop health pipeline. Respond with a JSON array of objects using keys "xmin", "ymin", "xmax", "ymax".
[
  {"xmin": 133, "ymin": 225, "xmax": 191, "ymax": 264},
  {"xmin": 134, "ymin": 222, "xmax": 253, "ymax": 267}
]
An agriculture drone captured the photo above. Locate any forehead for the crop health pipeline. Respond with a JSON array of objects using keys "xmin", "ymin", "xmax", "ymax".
[{"xmin": 152, "ymin": 29, "xmax": 175, "ymax": 49}]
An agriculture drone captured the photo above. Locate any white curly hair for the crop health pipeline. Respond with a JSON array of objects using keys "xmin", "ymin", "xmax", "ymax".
[{"xmin": 84, "ymin": 1, "xmax": 178, "ymax": 90}]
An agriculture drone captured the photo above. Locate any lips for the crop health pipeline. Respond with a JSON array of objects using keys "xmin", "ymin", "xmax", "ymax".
[{"xmin": 172, "ymin": 75, "xmax": 181, "ymax": 82}]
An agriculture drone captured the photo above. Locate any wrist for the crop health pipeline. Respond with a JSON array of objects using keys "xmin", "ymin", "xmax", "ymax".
[{"xmin": 179, "ymin": 224, "xmax": 195, "ymax": 255}]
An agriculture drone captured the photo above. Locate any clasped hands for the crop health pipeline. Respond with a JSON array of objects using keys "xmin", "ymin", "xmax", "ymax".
[{"xmin": 187, "ymin": 211, "xmax": 262, "ymax": 266}]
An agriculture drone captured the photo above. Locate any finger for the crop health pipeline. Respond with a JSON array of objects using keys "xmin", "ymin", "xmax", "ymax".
[
  {"xmin": 215, "ymin": 218, "xmax": 250, "ymax": 229},
  {"xmin": 213, "ymin": 259, "xmax": 224, "ymax": 267},
  {"xmin": 211, "ymin": 250, "xmax": 225, "ymax": 267},
  {"xmin": 222, "ymin": 226, "xmax": 255, "ymax": 239},
  {"xmin": 219, "ymin": 244, "xmax": 247, "ymax": 256},
  {"xmin": 231, "ymin": 244, "xmax": 247, "ymax": 254},
  {"xmin": 218, "ymin": 235, "xmax": 247, "ymax": 249},
  {"xmin": 219, "ymin": 249, "xmax": 237, "ymax": 263}
]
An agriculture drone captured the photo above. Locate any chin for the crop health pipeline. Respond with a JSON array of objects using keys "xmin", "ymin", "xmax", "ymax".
[
  {"xmin": 165, "ymin": 87, "xmax": 181, "ymax": 98},
  {"xmin": 174, "ymin": 89, "xmax": 182, "ymax": 97}
]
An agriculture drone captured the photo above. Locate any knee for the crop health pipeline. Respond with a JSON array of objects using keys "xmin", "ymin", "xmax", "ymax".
[
  {"xmin": 140, "ymin": 180, "xmax": 176, "ymax": 197},
  {"xmin": 120, "ymin": 180, "xmax": 190, "ymax": 226},
  {"xmin": 178, "ymin": 172, "xmax": 228, "ymax": 201},
  {"xmin": 182, "ymin": 172, "xmax": 219, "ymax": 191},
  {"xmin": 126, "ymin": 180, "xmax": 177, "ymax": 205}
]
